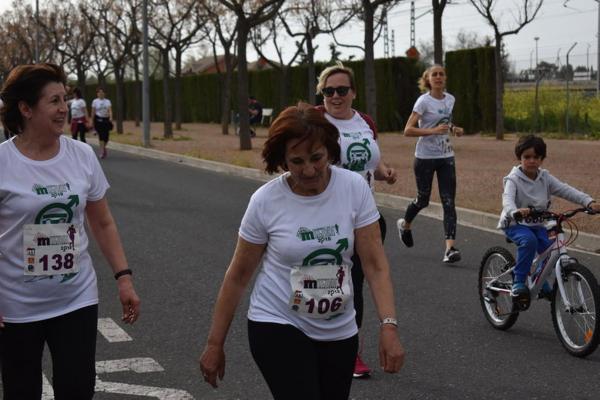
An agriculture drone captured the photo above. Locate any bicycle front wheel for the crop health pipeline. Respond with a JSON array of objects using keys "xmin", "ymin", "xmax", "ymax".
[
  {"xmin": 551, "ymin": 263, "xmax": 600, "ymax": 357},
  {"xmin": 479, "ymin": 247, "xmax": 518, "ymax": 330}
]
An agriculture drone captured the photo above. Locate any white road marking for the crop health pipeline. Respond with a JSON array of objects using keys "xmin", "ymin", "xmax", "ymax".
[
  {"xmin": 95, "ymin": 378, "xmax": 195, "ymax": 399},
  {"xmin": 97, "ymin": 317, "xmax": 132, "ymax": 342},
  {"xmin": 96, "ymin": 357, "xmax": 164, "ymax": 374}
]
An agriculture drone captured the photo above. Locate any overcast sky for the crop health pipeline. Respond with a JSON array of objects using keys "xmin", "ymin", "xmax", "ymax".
[{"xmin": 2, "ymin": 0, "xmax": 597, "ymax": 72}]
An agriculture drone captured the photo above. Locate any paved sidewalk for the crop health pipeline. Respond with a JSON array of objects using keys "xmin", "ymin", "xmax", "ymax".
[{"xmin": 91, "ymin": 138, "xmax": 600, "ymax": 255}]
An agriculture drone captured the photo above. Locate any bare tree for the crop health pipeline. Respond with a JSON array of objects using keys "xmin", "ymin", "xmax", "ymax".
[
  {"xmin": 82, "ymin": 0, "xmax": 143, "ymax": 134},
  {"xmin": 431, "ymin": 0, "xmax": 448, "ymax": 65},
  {"xmin": 217, "ymin": 0, "xmax": 285, "ymax": 151},
  {"xmin": 1, "ymin": 2, "xmax": 57, "ymax": 65},
  {"xmin": 202, "ymin": 0, "xmax": 238, "ymax": 135},
  {"xmin": 251, "ymin": 15, "xmax": 306, "ymax": 109},
  {"xmin": 148, "ymin": 0, "xmax": 204, "ymax": 137},
  {"xmin": 331, "ymin": 0, "xmax": 403, "ymax": 118},
  {"xmin": 279, "ymin": 0, "xmax": 355, "ymax": 104},
  {"xmin": 470, "ymin": 0, "xmax": 544, "ymax": 139},
  {"xmin": 42, "ymin": 1, "xmax": 95, "ymax": 98}
]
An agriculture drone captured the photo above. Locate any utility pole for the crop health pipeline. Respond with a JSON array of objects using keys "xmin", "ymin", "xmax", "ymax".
[
  {"xmin": 566, "ymin": 42, "xmax": 577, "ymax": 135},
  {"xmin": 597, "ymin": 0, "xmax": 599, "ymax": 95},
  {"xmin": 34, "ymin": 0, "xmax": 39, "ymax": 63},
  {"xmin": 142, "ymin": 0, "xmax": 150, "ymax": 147},
  {"xmin": 383, "ymin": 11, "xmax": 389, "ymax": 58}
]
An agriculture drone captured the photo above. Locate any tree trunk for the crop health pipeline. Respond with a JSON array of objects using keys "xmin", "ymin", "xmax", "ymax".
[
  {"xmin": 162, "ymin": 48, "xmax": 173, "ymax": 138},
  {"xmin": 76, "ymin": 66, "xmax": 86, "ymax": 99},
  {"xmin": 114, "ymin": 66, "xmax": 125, "ymax": 134},
  {"xmin": 280, "ymin": 66, "xmax": 290, "ymax": 110},
  {"xmin": 134, "ymin": 44, "xmax": 141, "ymax": 127},
  {"xmin": 494, "ymin": 35, "xmax": 504, "ymax": 140},
  {"xmin": 432, "ymin": 2, "xmax": 444, "ymax": 65},
  {"xmin": 174, "ymin": 48, "xmax": 183, "ymax": 130},
  {"xmin": 363, "ymin": 1, "xmax": 377, "ymax": 118},
  {"xmin": 307, "ymin": 33, "xmax": 316, "ymax": 105},
  {"xmin": 221, "ymin": 49, "xmax": 233, "ymax": 135},
  {"xmin": 237, "ymin": 20, "xmax": 252, "ymax": 151}
]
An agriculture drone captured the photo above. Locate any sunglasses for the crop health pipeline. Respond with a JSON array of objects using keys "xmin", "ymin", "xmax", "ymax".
[{"xmin": 321, "ymin": 86, "xmax": 351, "ymax": 97}]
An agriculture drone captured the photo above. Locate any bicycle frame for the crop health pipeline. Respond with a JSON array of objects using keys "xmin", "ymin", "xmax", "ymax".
[{"xmin": 484, "ymin": 225, "xmax": 577, "ymax": 305}]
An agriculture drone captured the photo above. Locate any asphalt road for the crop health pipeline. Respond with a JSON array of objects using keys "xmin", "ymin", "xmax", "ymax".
[{"xmin": 8, "ymin": 145, "xmax": 600, "ymax": 399}]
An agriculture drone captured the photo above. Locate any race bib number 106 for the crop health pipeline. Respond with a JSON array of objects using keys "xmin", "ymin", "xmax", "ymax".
[
  {"xmin": 23, "ymin": 223, "xmax": 80, "ymax": 276},
  {"xmin": 289, "ymin": 264, "xmax": 352, "ymax": 319}
]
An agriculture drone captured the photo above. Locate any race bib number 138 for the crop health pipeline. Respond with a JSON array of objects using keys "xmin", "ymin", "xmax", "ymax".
[{"xmin": 23, "ymin": 223, "xmax": 80, "ymax": 276}]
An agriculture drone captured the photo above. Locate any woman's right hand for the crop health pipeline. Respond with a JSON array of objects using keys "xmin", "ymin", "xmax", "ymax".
[{"xmin": 199, "ymin": 343, "xmax": 225, "ymax": 388}]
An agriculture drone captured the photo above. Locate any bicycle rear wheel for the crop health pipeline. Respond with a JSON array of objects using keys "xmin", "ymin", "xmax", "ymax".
[
  {"xmin": 551, "ymin": 263, "xmax": 600, "ymax": 357},
  {"xmin": 479, "ymin": 247, "xmax": 519, "ymax": 330}
]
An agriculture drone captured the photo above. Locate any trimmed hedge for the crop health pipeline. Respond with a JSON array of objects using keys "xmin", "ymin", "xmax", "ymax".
[
  {"xmin": 86, "ymin": 57, "xmax": 424, "ymax": 132},
  {"xmin": 446, "ymin": 47, "xmax": 496, "ymax": 133}
]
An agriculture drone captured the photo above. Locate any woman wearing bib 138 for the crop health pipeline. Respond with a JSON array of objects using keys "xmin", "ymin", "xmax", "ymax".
[
  {"xmin": 315, "ymin": 62, "xmax": 397, "ymax": 378},
  {"xmin": 0, "ymin": 63, "xmax": 140, "ymax": 399},
  {"xmin": 397, "ymin": 64, "xmax": 464, "ymax": 263},
  {"xmin": 199, "ymin": 103, "xmax": 404, "ymax": 400}
]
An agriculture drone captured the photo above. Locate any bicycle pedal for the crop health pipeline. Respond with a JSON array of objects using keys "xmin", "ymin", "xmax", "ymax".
[{"xmin": 512, "ymin": 294, "xmax": 531, "ymax": 311}]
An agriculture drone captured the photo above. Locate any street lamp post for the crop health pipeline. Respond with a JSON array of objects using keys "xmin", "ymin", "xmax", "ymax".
[
  {"xmin": 597, "ymin": 0, "xmax": 599, "ymax": 96},
  {"xmin": 566, "ymin": 42, "xmax": 577, "ymax": 135},
  {"xmin": 534, "ymin": 37, "xmax": 540, "ymax": 132}
]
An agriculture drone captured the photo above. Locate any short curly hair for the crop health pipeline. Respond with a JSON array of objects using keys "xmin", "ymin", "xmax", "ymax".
[
  {"xmin": 515, "ymin": 134, "xmax": 547, "ymax": 160},
  {"xmin": 0, "ymin": 63, "xmax": 66, "ymax": 135},
  {"xmin": 262, "ymin": 102, "xmax": 341, "ymax": 174}
]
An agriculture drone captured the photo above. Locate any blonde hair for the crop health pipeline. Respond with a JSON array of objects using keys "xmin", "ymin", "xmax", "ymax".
[
  {"xmin": 418, "ymin": 64, "xmax": 445, "ymax": 92},
  {"xmin": 316, "ymin": 62, "xmax": 356, "ymax": 94}
]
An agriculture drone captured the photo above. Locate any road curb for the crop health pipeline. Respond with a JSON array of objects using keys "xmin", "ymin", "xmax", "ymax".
[{"xmin": 96, "ymin": 138, "xmax": 600, "ymax": 254}]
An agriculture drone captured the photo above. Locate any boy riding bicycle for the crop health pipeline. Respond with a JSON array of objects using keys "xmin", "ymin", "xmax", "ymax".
[{"xmin": 497, "ymin": 135, "xmax": 600, "ymax": 298}]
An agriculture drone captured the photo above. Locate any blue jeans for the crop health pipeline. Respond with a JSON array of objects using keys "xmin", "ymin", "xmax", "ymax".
[{"xmin": 504, "ymin": 225, "xmax": 552, "ymax": 284}]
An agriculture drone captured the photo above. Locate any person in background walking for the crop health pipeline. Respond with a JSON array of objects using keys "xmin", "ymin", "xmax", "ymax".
[
  {"xmin": 397, "ymin": 64, "xmax": 464, "ymax": 263},
  {"xmin": 92, "ymin": 87, "xmax": 112, "ymax": 159},
  {"xmin": 69, "ymin": 87, "xmax": 90, "ymax": 143}
]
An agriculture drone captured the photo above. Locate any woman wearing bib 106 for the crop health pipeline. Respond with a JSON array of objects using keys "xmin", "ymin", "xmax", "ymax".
[
  {"xmin": 0, "ymin": 63, "xmax": 140, "ymax": 399},
  {"xmin": 199, "ymin": 103, "xmax": 404, "ymax": 400},
  {"xmin": 397, "ymin": 64, "xmax": 464, "ymax": 263}
]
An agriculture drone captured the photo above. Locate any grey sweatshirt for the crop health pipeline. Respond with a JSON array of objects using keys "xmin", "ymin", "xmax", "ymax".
[{"xmin": 497, "ymin": 166, "xmax": 594, "ymax": 229}]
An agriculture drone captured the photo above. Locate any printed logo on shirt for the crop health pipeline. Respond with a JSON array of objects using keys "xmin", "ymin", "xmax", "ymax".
[
  {"xmin": 343, "ymin": 139, "xmax": 372, "ymax": 172},
  {"xmin": 302, "ymin": 238, "xmax": 349, "ymax": 266},
  {"xmin": 297, "ymin": 224, "xmax": 340, "ymax": 243},
  {"xmin": 32, "ymin": 183, "xmax": 72, "ymax": 198}
]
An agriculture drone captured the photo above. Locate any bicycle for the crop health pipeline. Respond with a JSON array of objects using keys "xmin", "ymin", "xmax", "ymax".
[{"xmin": 478, "ymin": 207, "xmax": 600, "ymax": 357}]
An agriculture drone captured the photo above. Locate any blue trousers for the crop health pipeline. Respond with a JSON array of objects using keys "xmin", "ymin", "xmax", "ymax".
[{"xmin": 504, "ymin": 224, "xmax": 552, "ymax": 283}]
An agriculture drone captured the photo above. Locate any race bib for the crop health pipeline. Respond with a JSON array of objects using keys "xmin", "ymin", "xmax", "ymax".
[
  {"xmin": 289, "ymin": 264, "xmax": 352, "ymax": 319},
  {"xmin": 23, "ymin": 223, "xmax": 81, "ymax": 276}
]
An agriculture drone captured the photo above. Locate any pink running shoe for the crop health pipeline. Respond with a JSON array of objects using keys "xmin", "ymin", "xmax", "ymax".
[{"xmin": 353, "ymin": 354, "xmax": 371, "ymax": 378}]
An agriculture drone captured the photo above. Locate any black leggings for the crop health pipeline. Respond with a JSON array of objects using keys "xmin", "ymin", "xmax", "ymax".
[
  {"xmin": 248, "ymin": 320, "xmax": 358, "ymax": 400},
  {"xmin": 405, "ymin": 156, "xmax": 457, "ymax": 240},
  {"xmin": 0, "ymin": 305, "xmax": 98, "ymax": 400},
  {"xmin": 352, "ymin": 215, "xmax": 387, "ymax": 329}
]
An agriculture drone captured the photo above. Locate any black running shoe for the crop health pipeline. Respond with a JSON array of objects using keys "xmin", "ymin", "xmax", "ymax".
[
  {"xmin": 396, "ymin": 218, "xmax": 414, "ymax": 247},
  {"xmin": 442, "ymin": 247, "xmax": 461, "ymax": 263}
]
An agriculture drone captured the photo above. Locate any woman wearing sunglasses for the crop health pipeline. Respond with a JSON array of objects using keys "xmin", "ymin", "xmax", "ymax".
[{"xmin": 315, "ymin": 62, "xmax": 397, "ymax": 379}]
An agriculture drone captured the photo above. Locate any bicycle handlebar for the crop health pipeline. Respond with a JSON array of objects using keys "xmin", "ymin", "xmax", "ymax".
[{"xmin": 513, "ymin": 207, "xmax": 597, "ymax": 222}]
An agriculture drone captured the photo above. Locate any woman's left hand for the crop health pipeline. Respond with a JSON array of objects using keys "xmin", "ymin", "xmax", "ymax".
[
  {"xmin": 118, "ymin": 276, "xmax": 140, "ymax": 324},
  {"xmin": 452, "ymin": 125, "xmax": 464, "ymax": 137},
  {"xmin": 378, "ymin": 325, "xmax": 405, "ymax": 373}
]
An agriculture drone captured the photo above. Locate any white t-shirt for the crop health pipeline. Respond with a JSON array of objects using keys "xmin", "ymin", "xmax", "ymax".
[
  {"xmin": 92, "ymin": 98, "xmax": 111, "ymax": 118},
  {"xmin": 0, "ymin": 135, "xmax": 109, "ymax": 323},
  {"xmin": 70, "ymin": 98, "xmax": 87, "ymax": 119},
  {"xmin": 324, "ymin": 111, "xmax": 381, "ymax": 191},
  {"xmin": 241, "ymin": 166, "xmax": 380, "ymax": 341},
  {"xmin": 413, "ymin": 92, "xmax": 456, "ymax": 159}
]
